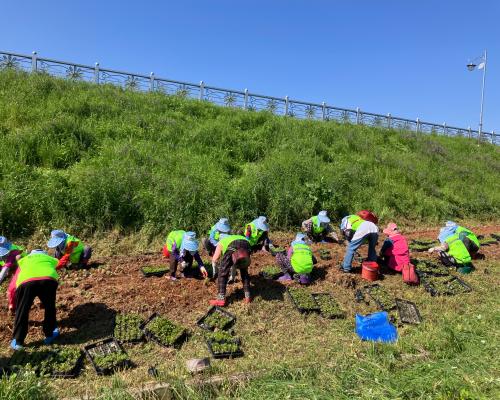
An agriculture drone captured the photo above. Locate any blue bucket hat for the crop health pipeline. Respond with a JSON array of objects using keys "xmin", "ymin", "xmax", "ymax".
[
  {"xmin": 215, "ymin": 218, "xmax": 231, "ymax": 233},
  {"xmin": 292, "ymin": 233, "xmax": 306, "ymax": 246},
  {"xmin": 47, "ymin": 230, "xmax": 67, "ymax": 249},
  {"xmin": 445, "ymin": 221, "xmax": 458, "ymax": 229},
  {"xmin": 438, "ymin": 226, "xmax": 456, "ymax": 244},
  {"xmin": 181, "ymin": 232, "xmax": 199, "ymax": 253},
  {"xmin": 0, "ymin": 236, "xmax": 12, "ymax": 257},
  {"xmin": 30, "ymin": 249, "xmax": 48, "ymax": 255},
  {"xmin": 253, "ymin": 216, "xmax": 270, "ymax": 232},
  {"xmin": 317, "ymin": 210, "xmax": 330, "ymax": 224}
]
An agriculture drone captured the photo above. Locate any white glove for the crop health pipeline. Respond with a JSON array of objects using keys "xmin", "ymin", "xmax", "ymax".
[
  {"xmin": 428, "ymin": 247, "xmax": 435, "ymax": 253},
  {"xmin": 180, "ymin": 261, "xmax": 188, "ymax": 270},
  {"xmin": 0, "ymin": 267, "xmax": 8, "ymax": 284}
]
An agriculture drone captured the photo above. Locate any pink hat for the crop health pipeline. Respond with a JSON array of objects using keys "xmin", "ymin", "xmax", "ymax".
[{"xmin": 383, "ymin": 222, "xmax": 399, "ymax": 236}]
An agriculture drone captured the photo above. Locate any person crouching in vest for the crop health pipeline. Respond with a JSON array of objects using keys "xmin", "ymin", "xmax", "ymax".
[
  {"xmin": 276, "ymin": 233, "xmax": 317, "ymax": 284},
  {"xmin": 340, "ymin": 213, "xmax": 365, "ymax": 242},
  {"xmin": 209, "ymin": 235, "xmax": 252, "ymax": 307},
  {"xmin": 10, "ymin": 250, "xmax": 61, "ymax": 350},
  {"xmin": 301, "ymin": 211, "xmax": 339, "ymax": 243},
  {"xmin": 439, "ymin": 221, "xmax": 481, "ymax": 259},
  {"xmin": 163, "ymin": 230, "xmax": 208, "ymax": 281},
  {"xmin": 243, "ymin": 216, "xmax": 271, "ymax": 253},
  {"xmin": 47, "ymin": 230, "xmax": 92, "ymax": 269},
  {"xmin": 202, "ymin": 218, "xmax": 231, "ymax": 256},
  {"xmin": 0, "ymin": 236, "xmax": 27, "ymax": 314},
  {"xmin": 429, "ymin": 225, "xmax": 473, "ymax": 273},
  {"xmin": 379, "ymin": 223, "xmax": 410, "ymax": 272},
  {"xmin": 341, "ymin": 211, "xmax": 379, "ymax": 273}
]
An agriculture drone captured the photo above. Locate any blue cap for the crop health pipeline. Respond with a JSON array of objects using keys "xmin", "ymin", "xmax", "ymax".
[
  {"xmin": 0, "ymin": 236, "xmax": 12, "ymax": 257},
  {"xmin": 181, "ymin": 232, "xmax": 199, "ymax": 253},
  {"xmin": 253, "ymin": 216, "xmax": 270, "ymax": 232},
  {"xmin": 30, "ymin": 249, "xmax": 48, "ymax": 255},
  {"xmin": 215, "ymin": 218, "xmax": 231, "ymax": 233},
  {"xmin": 317, "ymin": 210, "xmax": 330, "ymax": 224},
  {"xmin": 47, "ymin": 230, "xmax": 67, "ymax": 248},
  {"xmin": 292, "ymin": 233, "xmax": 306, "ymax": 246}
]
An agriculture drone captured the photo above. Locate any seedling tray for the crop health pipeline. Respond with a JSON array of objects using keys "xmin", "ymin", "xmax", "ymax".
[
  {"xmin": 421, "ymin": 275, "xmax": 472, "ymax": 296},
  {"xmin": 141, "ymin": 265, "xmax": 169, "ymax": 277},
  {"xmin": 491, "ymin": 233, "xmax": 500, "ymax": 241},
  {"xmin": 364, "ymin": 284, "xmax": 396, "ymax": 311},
  {"xmin": 259, "ymin": 265, "xmax": 283, "ymax": 280},
  {"xmin": 206, "ymin": 338, "xmax": 243, "ymax": 359},
  {"xmin": 84, "ymin": 338, "xmax": 132, "ymax": 376},
  {"xmin": 141, "ymin": 313, "xmax": 187, "ymax": 348},
  {"xmin": 196, "ymin": 306, "xmax": 236, "ymax": 331},
  {"xmin": 113, "ymin": 313, "xmax": 144, "ymax": 343},
  {"xmin": 413, "ymin": 259, "xmax": 450, "ymax": 277},
  {"xmin": 287, "ymin": 287, "xmax": 320, "ymax": 314},
  {"xmin": 269, "ymin": 246, "xmax": 286, "ymax": 256},
  {"xmin": 479, "ymin": 238, "xmax": 498, "ymax": 246},
  {"xmin": 312, "ymin": 293, "xmax": 344, "ymax": 319},
  {"xmin": 395, "ymin": 299, "xmax": 422, "ymax": 324},
  {"xmin": 319, "ymin": 250, "xmax": 332, "ymax": 260}
]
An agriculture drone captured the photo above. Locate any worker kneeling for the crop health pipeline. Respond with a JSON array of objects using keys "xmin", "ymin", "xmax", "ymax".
[
  {"xmin": 429, "ymin": 222, "xmax": 474, "ymax": 273},
  {"xmin": 210, "ymin": 234, "xmax": 252, "ymax": 307},
  {"xmin": 47, "ymin": 230, "xmax": 92, "ymax": 269},
  {"xmin": 276, "ymin": 233, "xmax": 316, "ymax": 284},
  {"xmin": 11, "ymin": 250, "xmax": 61, "ymax": 350}
]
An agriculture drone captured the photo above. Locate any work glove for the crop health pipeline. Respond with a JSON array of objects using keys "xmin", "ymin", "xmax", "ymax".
[
  {"xmin": 200, "ymin": 266, "xmax": 208, "ymax": 278},
  {"xmin": 0, "ymin": 266, "xmax": 8, "ymax": 284},
  {"xmin": 428, "ymin": 247, "xmax": 435, "ymax": 253},
  {"xmin": 180, "ymin": 261, "xmax": 188, "ymax": 271}
]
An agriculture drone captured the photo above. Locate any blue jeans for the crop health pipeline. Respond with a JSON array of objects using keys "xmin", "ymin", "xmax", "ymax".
[{"xmin": 342, "ymin": 233, "xmax": 378, "ymax": 271}]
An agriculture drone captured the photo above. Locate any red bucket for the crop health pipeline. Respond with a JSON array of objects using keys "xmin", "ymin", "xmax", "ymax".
[{"xmin": 361, "ymin": 261, "xmax": 379, "ymax": 281}]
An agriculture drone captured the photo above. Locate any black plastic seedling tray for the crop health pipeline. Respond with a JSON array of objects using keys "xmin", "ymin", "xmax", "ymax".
[
  {"xmin": 287, "ymin": 287, "xmax": 320, "ymax": 314},
  {"xmin": 206, "ymin": 338, "xmax": 243, "ymax": 359},
  {"xmin": 363, "ymin": 284, "xmax": 396, "ymax": 311},
  {"xmin": 84, "ymin": 338, "xmax": 132, "ymax": 376},
  {"xmin": 319, "ymin": 250, "xmax": 332, "ymax": 260},
  {"xmin": 312, "ymin": 293, "xmax": 345, "ymax": 319},
  {"xmin": 421, "ymin": 275, "xmax": 472, "ymax": 297},
  {"xmin": 49, "ymin": 349, "xmax": 85, "ymax": 379},
  {"xmin": 113, "ymin": 313, "xmax": 145, "ymax": 344},
  {"xmin": 196, "ymin": 306, "xmax": 236, "ymax": 331},
  {"xmin": 413, "ymin": 259, "xmax": 450, "ymax": 277},
  {"xmin": 395, "ymin": 299, "xmax": 422, "ymax": 324},
  {"xmin": 140, "ymin": 313, "xmax": 187, "ymax": 349},
  {"xmin": 141, "ymin": 266, "xmax": 169, "ymax": 277}
]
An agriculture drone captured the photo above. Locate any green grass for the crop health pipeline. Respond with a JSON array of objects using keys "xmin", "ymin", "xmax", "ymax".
[{"xmin": 0, "ymin": 70, "xmax": 499, "ymax": 240}]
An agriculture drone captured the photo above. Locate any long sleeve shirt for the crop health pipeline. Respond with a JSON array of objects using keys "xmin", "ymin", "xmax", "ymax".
[{"xmin": 171, "ymin": 242, "xmax": 204, "ymax": 267}]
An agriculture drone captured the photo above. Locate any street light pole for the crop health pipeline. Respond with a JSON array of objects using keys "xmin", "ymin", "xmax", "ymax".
[{"xmin": 478, "ymin": 49, "xmax": 487, "ymax": 144}]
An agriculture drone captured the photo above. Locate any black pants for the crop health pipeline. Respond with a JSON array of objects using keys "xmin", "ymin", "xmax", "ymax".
[
  {"xmin": 202, "ymin": 238, "xmax": 217, "ymax": 256},
  {"xmin": 13, "ymin": 279, "xmax": 58, "ymax": 344},
  {"xmin": 217, "ymin": 240, "xmax": 251, "ymax": 298},
  {"xmin": 169, "ymin": 251, "xmax": 195, "ymax": 277}
]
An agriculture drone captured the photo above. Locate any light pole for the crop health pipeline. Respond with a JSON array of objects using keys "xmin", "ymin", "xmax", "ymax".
[{"xmin": 466, "ymin": 50, "xmax": 487, "ymax": 144}]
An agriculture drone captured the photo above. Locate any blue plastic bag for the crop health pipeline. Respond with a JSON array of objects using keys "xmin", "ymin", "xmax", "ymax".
[{"xmin": 355, "ymin": 311, "xmax": 398, "ymax": 343}]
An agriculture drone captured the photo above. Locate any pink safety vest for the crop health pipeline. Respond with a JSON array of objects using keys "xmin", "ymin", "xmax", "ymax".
[{"xmin": 383, "ymin": 234, "xmax": 410, "ymax": 272}]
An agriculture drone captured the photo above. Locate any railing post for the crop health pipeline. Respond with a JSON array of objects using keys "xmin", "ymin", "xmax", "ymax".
[
  {"xmin": 322, "ymin": 102, "xmax": 326, "ymax": 120},
  {"xmin": 387, "ymin": 113, "xmax": 392, "ymax": 129},
  {"xmin": 443, "ymin": 122, "xmax": 447, "ymax": 135},
  {"xmin": 149, "ymin": 72, "xmax": 155, "ymax": 91},
  {"xmin": 31, "ymin": 51, "xmax": 37, "ymax": 72},
  {"xmin": 416, "ymin": 118, "xmax": 420, "ymax": 132},
  {"xmin": 468, "ymin": 126, "xmax": 471, "ymax": 139},
  {"xmin": 94, "ymin": 63, "xmax": 100, "ymax": 84},
  {"xmin": 243, "ymin": 89, "xmax": 249, "ymax": 110},
  {"xmin": 491, "ymin": 131, "xmax": 495, "ymax": 144},
  {"xmin": 356, "ymin": 107, "xmax": 360, "ymax": 124},
  {"xmin": 199, "ymin": 81, "xmax": 204, "ymax": 100},
  {"xmin": 285, "ymin": 96, "xmax": 289, "ymax": 116}
]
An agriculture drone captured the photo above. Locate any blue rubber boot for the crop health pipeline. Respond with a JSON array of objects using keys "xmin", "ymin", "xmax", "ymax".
[
  {"xmin": 44, "ymin": 328, "xmax": 60, "ymax": 345},
  {"xmin": 10, "ymin": 339, "xmax": 24, "ymax": 351}
]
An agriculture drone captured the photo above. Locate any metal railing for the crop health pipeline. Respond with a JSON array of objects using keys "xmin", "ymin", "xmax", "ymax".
[{"xmin": 1, "ymin": 50, "xmax": 497, "ymax": 145}]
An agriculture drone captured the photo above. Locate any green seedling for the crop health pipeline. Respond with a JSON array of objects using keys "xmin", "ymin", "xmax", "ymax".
[
  {"xmin": 93, "ymin": 351, "xmax": 129, "ymax": 371},
  {"xmin": 319, "ymin": 249, "xmax": 331, "ymax": 260},
  {"xmin": 9, "ymin": 346, "xmax": 81, "ymax": 375},
  {"xmin": 414, "ymin": 259, "xmax": 450, "ymax": 276},
  {"xmin": 261, "ymin": 265, "xmax": 282, "ymax": 277},
  {"xmin": 211, "ymin": 342, "xmax": 240, "ymax": 354},
  {"xmin": 313, "ymin": 294, "xmax": 344, "ymax": 318},
  {"xmin": 141, "ymin": 265, "xmax": 169, "ymax": 274},
  {"xmin": 491, "ymin": 233, "xmax": 500, "ymax": 240},
  {"xmin": 114, "ymin": 313, "xmax": 144, "ymax": 342},
  {"xmin": 425, "ymin": 276, "xmax": 471, "ymax": 295},
  {"xmin": 147, "ymin": 316, "xmax": 185, "ymax": 346},
  {"xmin": 288, "ymin": 287, "xmax": 319, "ymax": 311},
  {"xmin": 49, "ymin": 347, "xmax": 82, "ymax": 374},
  {"xmin": 367, "ymin": 285, "xmax": 396, "ymax": 310},
  {"xmin": 205, "ymin": 330, "xmax": 234, "ymax": 342},
  {"xmin": 203, "ymin": 311, "xmax": 233, "ymax": 330},
  {"xmin": 479, "ymin": 238, "xmax": 497, "ymax": 246},
  {"xmin": 411, "ymin": 238, "xmax": 437, "ymax": 246}
]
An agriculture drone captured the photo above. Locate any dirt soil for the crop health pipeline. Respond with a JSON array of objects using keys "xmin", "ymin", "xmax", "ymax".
[{"xmin": 0, "ymin": 225, "xmax": 499, "ymax": 348}]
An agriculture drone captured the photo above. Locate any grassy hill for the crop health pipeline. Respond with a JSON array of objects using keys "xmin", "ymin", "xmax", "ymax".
[{"xmin": 0, "ymin": 69, "xmax": 499, "ymax": 239}]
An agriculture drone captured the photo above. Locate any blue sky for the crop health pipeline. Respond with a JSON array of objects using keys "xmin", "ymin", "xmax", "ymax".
[{"xmin": 2, "ymin": 1, "xmax": 499, "ymax": 132}]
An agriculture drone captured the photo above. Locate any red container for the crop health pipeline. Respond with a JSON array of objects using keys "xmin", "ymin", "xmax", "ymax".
[{"xmin": 361, "ymin": 261, "xmax": 379, "ymax": 281}]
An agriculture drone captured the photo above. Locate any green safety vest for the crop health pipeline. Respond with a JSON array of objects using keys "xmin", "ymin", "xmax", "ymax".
[
  {"xmin": 445, "ymin": 234, "xmax": 471, "ymax": 264},
  {"xmin": 0, "ymin": 244, "xmax": 26, "ymax": 267},
  {"xmin": 166, "ymin": 230, "xmax": 186, "ymax": 252},
  {"xmin": 244, "ymin": 222, "xmax": 264, "ymax": 247},
  {"xmin": 219, "ymin": 235, "xmax": 248, "ymax": 255},
  {"xmin": 348, "ymin": 215, "xmax": 364, "ymax": 231},
  {"xmin": 290, "ymin": 243, "xmax": 313, "ymax": 274},
  {"xmin": 208, "ymin": 225, "xmax": 222, "ymax": 242},
  {"xmin": 311, "ymin": 216, "xmax": 325, "ymax": 235},
  {"xmin": 456, "ymin": 226, "xmax": 480, "ymax": 249},
  {"xmin": 65, "ymin": 235, "xmax": 85, "ymax": 264},
  {"xmin": 16, "ymin": 253, "xmax": 59, "ymax": 288}
]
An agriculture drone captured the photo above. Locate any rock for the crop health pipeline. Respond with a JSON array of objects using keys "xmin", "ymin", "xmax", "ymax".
[
  {"xmin": 186, "ymin": 358, "xmax": 211, "ymax": 373},
  {"xmin": 83, "ymin": 283, "xmax": 93, "ymax": 290}
]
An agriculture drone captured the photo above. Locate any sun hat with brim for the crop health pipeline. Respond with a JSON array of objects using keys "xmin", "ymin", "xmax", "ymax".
[
  {"xmin": 215, "ymin": 218, "xmax": 231, "ymax": 233},
  {"xmin": 317, "ymin": 211, "xmax": 330, "ymax": 224},
  {"xmin": 445, "ymin": 221, "xmax": 458, "ymax": 228},
  {"xmin": 438, "ymin": 226, "xmax": 456, "ymax": 244},
  {"xmin": 382, "ymin": 223, "xmax": 399, "ymax": 236},
  {"xmin": 254, "ymin": 216, "xmax": 270, "ymax": 232},
  {"xmin": 181, "ymin": 232, "xmax": 199, "ymax": 253},
  {"xmin": 30, "ymin": 249, "xmax": 48, "ymax": 255},
  {"xmin": 292, "ymin": 233, "xmax": 306, "ymax": 246},
  {"xmin": 0, "ymin": 236, "xmax": 12, "ymax": 257},
  {"xmin": 47, "ymin": 230, "xmax": 67, "ymax": 248}
]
